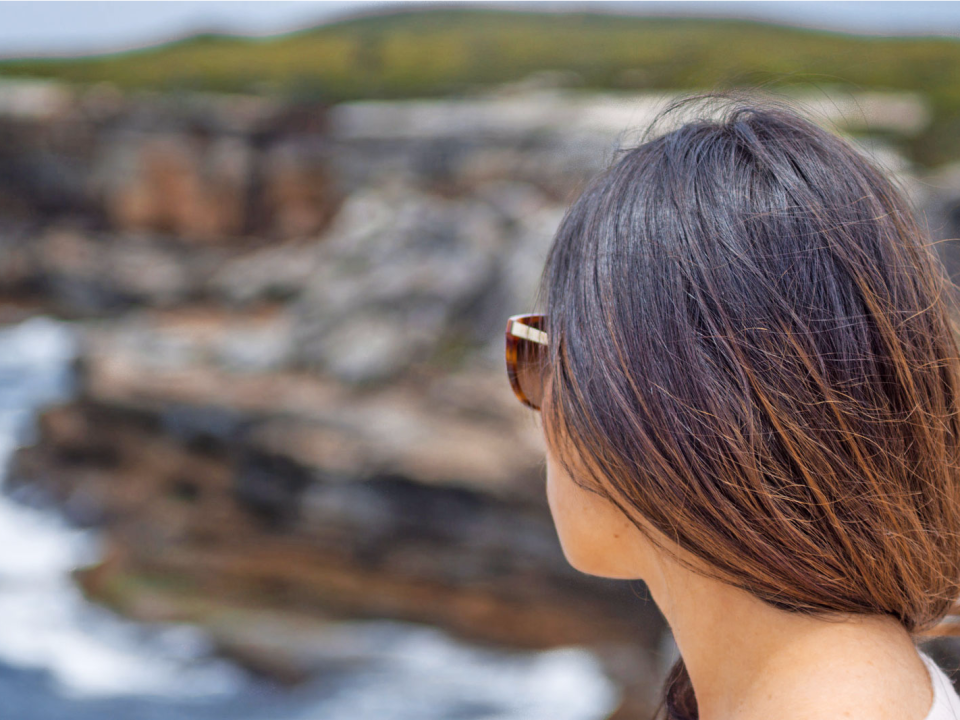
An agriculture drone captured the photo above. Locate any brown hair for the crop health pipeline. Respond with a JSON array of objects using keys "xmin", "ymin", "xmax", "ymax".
[{"xmin": 533, "ymin": 89, "xmax": 960, "ymax": 719}]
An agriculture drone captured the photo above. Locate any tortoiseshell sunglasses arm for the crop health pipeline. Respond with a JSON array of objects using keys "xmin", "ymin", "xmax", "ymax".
[{"xmin": 507, "ymin": 319, "xmax": 548, "ymax": 345}]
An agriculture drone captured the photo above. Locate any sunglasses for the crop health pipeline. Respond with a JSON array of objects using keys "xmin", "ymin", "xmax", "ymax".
[{"xmin": 505, "ymin": 314, "xmax": 549, "ymax": 411}]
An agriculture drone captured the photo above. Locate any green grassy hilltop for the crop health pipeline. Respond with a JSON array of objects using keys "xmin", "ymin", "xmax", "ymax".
[{"xmin": 3, "ymin": 7, "xmax": 960, "ymax": 166}]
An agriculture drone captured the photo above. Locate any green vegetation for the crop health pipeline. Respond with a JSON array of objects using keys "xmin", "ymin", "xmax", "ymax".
[{"xmin": 3, "ymin": 7, "xmax": 960, "ymax": 166}]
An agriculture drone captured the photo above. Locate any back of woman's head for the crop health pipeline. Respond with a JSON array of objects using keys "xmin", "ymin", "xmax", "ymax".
[{"xmin": 533, "ymin": 89, "xmax": 960, "ymax": 719}]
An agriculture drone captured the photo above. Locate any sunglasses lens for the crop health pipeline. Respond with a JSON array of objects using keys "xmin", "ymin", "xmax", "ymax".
[
  {"xmin": 517, "ymin": 336, "xmax": 547, "ymax": 409},
  {"xmin": 506, "ymin": 315, "xmax": 548, "ymax": 410}
]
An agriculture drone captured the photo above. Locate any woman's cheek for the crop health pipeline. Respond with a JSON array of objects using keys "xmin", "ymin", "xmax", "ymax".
[{"xmin": 545, "ymin": 449, "xmax": 655, "ymax": 580}]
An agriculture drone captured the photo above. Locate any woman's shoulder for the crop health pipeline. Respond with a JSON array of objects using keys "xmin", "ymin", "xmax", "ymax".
[{"xmin": 919, "ymin": 650, "xmax": 960, "ymax": 720}]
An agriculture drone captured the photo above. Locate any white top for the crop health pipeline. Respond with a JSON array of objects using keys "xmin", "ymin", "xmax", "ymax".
[{"xmin": 921, "ymin": 649, "xmax": 960, "ymax": 720}]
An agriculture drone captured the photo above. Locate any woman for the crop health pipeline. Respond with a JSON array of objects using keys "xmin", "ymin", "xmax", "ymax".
[{"xmin": 505, "ymin": 90, "xmax": 960, "ymax": 719}]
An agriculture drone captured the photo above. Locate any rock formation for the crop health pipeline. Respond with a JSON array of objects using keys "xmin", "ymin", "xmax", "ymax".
[{"xmin": 2, "ymin": 78, "xmax": 958, "ymax": 716}]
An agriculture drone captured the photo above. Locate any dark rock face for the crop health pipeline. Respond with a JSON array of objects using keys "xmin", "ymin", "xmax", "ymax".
[
  {"xmin": 8, "ymin": 370, "xmax": 667, "ymax": 715},
  {"xmin": 0, "ymin": 84, "xmax": 344, "ymax": 243},
  {"xmin": 11, "ymin": 388, "xmax": 651, "ymax": 631},
  {"xmin": 234, "ymin": 448, "xmax": 315, "ymax": 530}
]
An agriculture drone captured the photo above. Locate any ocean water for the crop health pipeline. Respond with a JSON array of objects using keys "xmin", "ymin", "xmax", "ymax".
[{"xmin": 0, "ymin": 316, "xmax": 621, "ymax": 720}]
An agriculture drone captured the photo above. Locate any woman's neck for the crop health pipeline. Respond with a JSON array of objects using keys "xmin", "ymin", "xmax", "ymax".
[{"xmin": 646, "ymin": 554, "xmax": 934, "ymax": 720}]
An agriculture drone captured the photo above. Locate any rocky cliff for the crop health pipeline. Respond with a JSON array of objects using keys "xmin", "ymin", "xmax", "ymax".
[{"xmin": 3, "ymin": 79, "xmax": 960, "ymax": 716}]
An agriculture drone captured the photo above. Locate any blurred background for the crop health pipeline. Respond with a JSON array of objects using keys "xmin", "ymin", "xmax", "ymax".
[{"xmin": 1, "ymin": 2, "xmax": 960, "ymax": 718}]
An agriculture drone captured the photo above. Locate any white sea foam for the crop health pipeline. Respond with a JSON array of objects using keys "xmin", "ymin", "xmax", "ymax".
[{"xmin": 289, "ymin": 620, "xmax": 621, "ymax": 720}]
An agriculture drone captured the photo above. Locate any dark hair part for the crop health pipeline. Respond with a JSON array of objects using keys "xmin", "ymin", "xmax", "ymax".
[{"xmin": 533, "ymin": 89, "xmax": 960, "ymax": 720}]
